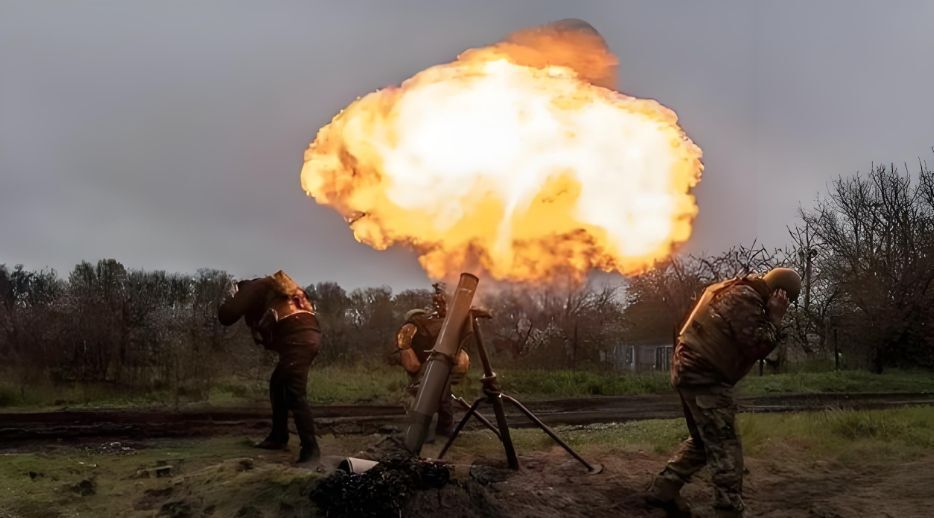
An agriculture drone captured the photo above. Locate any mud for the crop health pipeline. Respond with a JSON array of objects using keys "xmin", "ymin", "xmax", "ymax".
[
  {"xmin": 311, "ymin": 446, "xmax": 451, "ymax": 517},
  {"xmin": 393, "ymin": 449, "xmax": 934, "ymax": 518},
  {"xmin": 307, "ymin": 430, "xmax": 934, "ymax": 518},
  {"xmin": 3, "ymin": 392, "xmax": 933, "ymax": 445},
  {"xmin": 4, "ymin": 433, "xmax": 932, "ymax": 517}
]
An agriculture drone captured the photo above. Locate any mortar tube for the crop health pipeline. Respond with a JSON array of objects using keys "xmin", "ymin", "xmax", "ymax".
[{"xmin": 404, "ymin": 273, "xmax": 479, "ymax": 454}]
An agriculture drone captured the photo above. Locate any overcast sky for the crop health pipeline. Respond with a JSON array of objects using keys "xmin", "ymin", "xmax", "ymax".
[{"xmin": 2, "ymin": 1, "xmax": 932, "ymax": 290}]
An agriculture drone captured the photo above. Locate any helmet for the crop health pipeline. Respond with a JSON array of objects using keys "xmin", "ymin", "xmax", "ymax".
[
  {"xmin": 762, "ymin": 268, "xmax": 802, "ymax": 301},
  {"xmin": 405, "ymin": 308, "xmax": 428, "ymax": 321}
]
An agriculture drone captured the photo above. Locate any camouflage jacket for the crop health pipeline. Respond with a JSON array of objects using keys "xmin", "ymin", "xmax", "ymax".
[
  {"xmin": 673, "ymin": 276, "xmax": 779, "ymax": 386},
  {"xmin": 218, "ymin": 275, "xmax": 320, "ymax": 352},
  {"xmin": 394, "ymin": 314, "xmax": 471, "ymax": 383},
  {"xmin": 396, "ymin": 315, "xmax": 444, "ymax": 365}
]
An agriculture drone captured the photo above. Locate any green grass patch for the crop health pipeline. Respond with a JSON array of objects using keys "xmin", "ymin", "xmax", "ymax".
[
  {"xmin": 497, "ymin": 368, "xmax": 671, "ymax": 399},
  {"xmin": 308, "ymin": 364, "xmax": 412, "ymax": 405},
  {"xmin": 2, "ymin": 407, "xmax": 933, "ymax": 516},
  {"xmin": 0, "ymin": 380, "xmax": 181, "ymax": 411},
  {"xmin": 437, "ymin": 419, "xmax": 688, "ymax": 462},
  {"xmin": 439, "ymin": 405, "xmax": 934, "ymax": 465},
  {"xmin": 738, "ymin": 405, "xmax": 934, "ymax": 463},
  {"xmin": 3, "ymin": 366, "xmax": 933, "ymax": 410},
  {"xmin": 737, "ymin": 369, "xmax": 934, "ymax": 395},
  {"xmin": 0, "ymin": 437, "xmax": 322, "ymax": 518}
]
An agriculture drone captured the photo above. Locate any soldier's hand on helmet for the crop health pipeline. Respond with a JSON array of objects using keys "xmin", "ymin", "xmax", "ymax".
[
  {"xmin": 767, "ymin": 289, "xmax": 790, "ymax": 324},
  {"xmin": 454, "ymin": 350, "xmax": 470, "ymax": 372}
]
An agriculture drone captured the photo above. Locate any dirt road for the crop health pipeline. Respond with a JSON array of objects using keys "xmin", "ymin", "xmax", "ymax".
[{"xmin": 2, "ymin": 391, "xmax": 932, "ymax": 444}]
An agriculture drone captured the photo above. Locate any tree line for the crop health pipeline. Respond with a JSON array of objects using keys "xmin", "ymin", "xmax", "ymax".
[
  {"xmin": 0, "ymin": 261, "xmax": 628, "ymax": 396},
  {"xmin": 628, "ymin": 157, "xmax": 934, "ymax": 372},
  {"xmin": 1, "ymin": 155, "xmax": 932, "ymax": 399}
]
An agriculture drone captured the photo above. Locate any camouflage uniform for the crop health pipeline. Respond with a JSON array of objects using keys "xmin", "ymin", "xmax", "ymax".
[
  {"xmin": 395, "ymin": 313, "xmax": 470, "ymax": 436},
  {"xmin": 654, "ymin": 275, "xmax": 779, "ymax": 516},
  {"xmin": 218, "ymin": 272, "xmax": 321, "ymax": 459}
]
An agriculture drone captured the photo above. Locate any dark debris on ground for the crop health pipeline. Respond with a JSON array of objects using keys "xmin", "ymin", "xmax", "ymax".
[{"xmin": 310, "ymin": 442, "xmax": 451, "ymax": 518}]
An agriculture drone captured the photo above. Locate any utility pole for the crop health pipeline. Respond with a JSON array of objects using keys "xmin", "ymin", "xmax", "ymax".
[{"xmin": 834, "ymin": 327, "xmax": 840, "ymax": 371}]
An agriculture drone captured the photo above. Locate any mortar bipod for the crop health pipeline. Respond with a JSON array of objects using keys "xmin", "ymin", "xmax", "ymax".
[{"xmin": 437, "ymin": 308, "xmax": 603, "ymax": 475}]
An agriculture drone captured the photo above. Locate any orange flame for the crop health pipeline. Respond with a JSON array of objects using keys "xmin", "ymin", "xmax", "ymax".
[{"xmin": 301, "ymin": 20, "xmax": 702, "ymax": 282}]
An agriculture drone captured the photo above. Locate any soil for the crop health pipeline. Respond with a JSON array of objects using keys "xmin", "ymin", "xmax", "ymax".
[
  {"xmin": 3, "ymin": 433, "xmax": 932, "ymax": 517},
  {"xmin": 4, "ymin": 394, "xmax": 934, "ymax": 517},
  {"xmin": 399, "ymin": 448, "xmax": 934, "ymax": 518}
]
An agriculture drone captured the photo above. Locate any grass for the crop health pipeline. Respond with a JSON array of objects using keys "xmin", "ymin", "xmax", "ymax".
[
  {"xmin": 0, "ymin": 381, "xmax": 180, "ymax": 411},
  {"xmin": 441, "ymin": 405, "xmax": 934, "ymax": 465},
  {"xmin": 210, "ymin": 364, "xmax": 415, "ymax": 406},
  {"xmin": 211, "ymin": 366, "xmax": 934, "ymax": 407},
  {"xmin": 499, "ymin": 369, "xmax": 672, "ymax": 399},
  {"xmin": 737, "ymin": 369, "xmax": 934, "ymax": 395},
  {"xmin": 2, "ymin": 406, "xmax": 933, "ymax": 517},
  {"xmin": 2, "ymin": 366, "xmax": 933, "ymax": 410},
  {"xmin": 0, "ymin": 437, "xmax": 325, "ymax": 518},
  {"xmin": 738, "ymin": 405, "xmax": 934, "ymax": 463}
]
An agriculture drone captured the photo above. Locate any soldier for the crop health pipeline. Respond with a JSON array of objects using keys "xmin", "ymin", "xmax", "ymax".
[
  {"xmin": 394, "ymin": 284, "xmax": 470, "ymax": 439},
  {"xmin": 645, "ymin": 267, "xmax": 801, "ymax": 517},
  {"xmin": 218, "ymin": 271, "xmax": 321, "ymax": 464}
]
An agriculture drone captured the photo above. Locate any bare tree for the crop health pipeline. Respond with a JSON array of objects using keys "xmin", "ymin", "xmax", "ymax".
[
  {"xmin": 624, "ymin": 243, "xmax": 783, "ymax": 344},
  {"xmin": 800, "ymin": 161, "xmax": 934, "ymax": 371}
]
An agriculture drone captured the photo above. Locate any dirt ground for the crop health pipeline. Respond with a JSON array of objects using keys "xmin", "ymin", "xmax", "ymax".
[
  {"xmin": 401, "ymin": 443, "xmax": 934, "ymax": 518},
  {"xmin": 4, "ymin": 392, "xmax": 933, "ymax": 443},
  {"xmin": 2, "ymin": 431, "xmax": 933, "ymax": 518},
  {"xmin": 438, "ymin": 448, "xmax": 934, "ymax": 518}
]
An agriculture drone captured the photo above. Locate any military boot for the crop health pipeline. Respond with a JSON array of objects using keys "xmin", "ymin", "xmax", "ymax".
[
  {"xmin": 644, "ymin": 477, "xmax": 692, "ymax": 516},
  {"xmin": 254, "ymin": 439, "xmax": 288, "ymax": 451},
  {"xmin": 296, "ymin": 443, "xmax": 321, "ymax": 464}
]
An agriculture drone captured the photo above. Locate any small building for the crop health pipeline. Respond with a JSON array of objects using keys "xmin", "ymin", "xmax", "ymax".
[{"xmin": 602, "ymin": 342, "xmax": 674, "ymax": 372}]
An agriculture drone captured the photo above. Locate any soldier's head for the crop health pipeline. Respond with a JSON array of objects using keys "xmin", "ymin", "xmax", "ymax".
[
  {"xmin": 761, "ymin": 267, "xmax": 802, "ymax": 301},
  {"xmin": 431, "ymin": 282, "xmax": 448, "ymax": 318}
]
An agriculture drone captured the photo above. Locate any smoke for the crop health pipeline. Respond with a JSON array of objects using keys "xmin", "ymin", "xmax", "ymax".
[
  {"xmin": 301, "ymin": 20, "xmax": 702, "ymax": 283},
  {"xmin": 476, "ymin": 19, "xmax": 619, "ymax": 90}
]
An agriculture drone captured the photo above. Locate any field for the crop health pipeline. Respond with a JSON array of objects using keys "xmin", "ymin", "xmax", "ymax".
[
  {"xmin": 2, "ymin": 366, "xmax": 933, "ymax": 411},
  {"xmin": 3, "ymin": 406, "xmax": 934, "ymax": 517},
  {"xmin": 4, "ymin": 366, "xmax": 933, "ymax": 516}
]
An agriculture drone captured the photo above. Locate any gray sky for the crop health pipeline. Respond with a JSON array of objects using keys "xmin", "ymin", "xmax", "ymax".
[{"xmin": 2, "ymin": 0, "xmax": 933, "ymax": 290}]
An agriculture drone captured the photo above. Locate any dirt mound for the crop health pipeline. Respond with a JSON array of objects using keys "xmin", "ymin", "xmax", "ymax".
[
  {"xmin": 311, "ymin": 448, "xmax": 452, "ymax": 517},
  {"xmin": 309, "ymin": 447, "xmax": 934, "ymax": 518},
  {"xmin": 311, "ymin": 436, "xmax": 666, "ymax": 518}
]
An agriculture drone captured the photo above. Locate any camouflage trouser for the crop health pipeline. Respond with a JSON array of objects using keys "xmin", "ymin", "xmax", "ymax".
[{"xmin": 658, "ymin": 383, "xmax": 744, "ymax": 513}]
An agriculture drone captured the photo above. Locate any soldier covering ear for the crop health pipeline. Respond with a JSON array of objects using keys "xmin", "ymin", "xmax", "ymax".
[
  {"xmin": 647, "ymin": 268, "xmax": 798, "ymax": 517},
  {"xmin": 218, "ymin": 270, "xmax": 321, "ymax": 464}
]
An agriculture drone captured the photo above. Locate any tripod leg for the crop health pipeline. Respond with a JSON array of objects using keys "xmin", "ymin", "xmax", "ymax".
[
  {"xmin": 438, "ymin": 397, "xmax": 485, "ymax": 459},
  {"xmin": 490, "ymin": 394, "xmax": 519, "ymax": 470},
  {"xmin": 470, "ymin": 315, "xmax": 519, "ymax": 470},
  {"xmin": 502, "ymin": 394, "xmax": 600, "ymax": 473},
  {"xmin": 453, "ymin": 395, "xmax": 501, "ymax": 438}
]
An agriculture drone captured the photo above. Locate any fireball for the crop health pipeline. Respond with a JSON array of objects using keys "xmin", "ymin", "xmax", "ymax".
[{"xmin": 301, "ymin": 20, "xmax": 703, "ymax": 282}]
